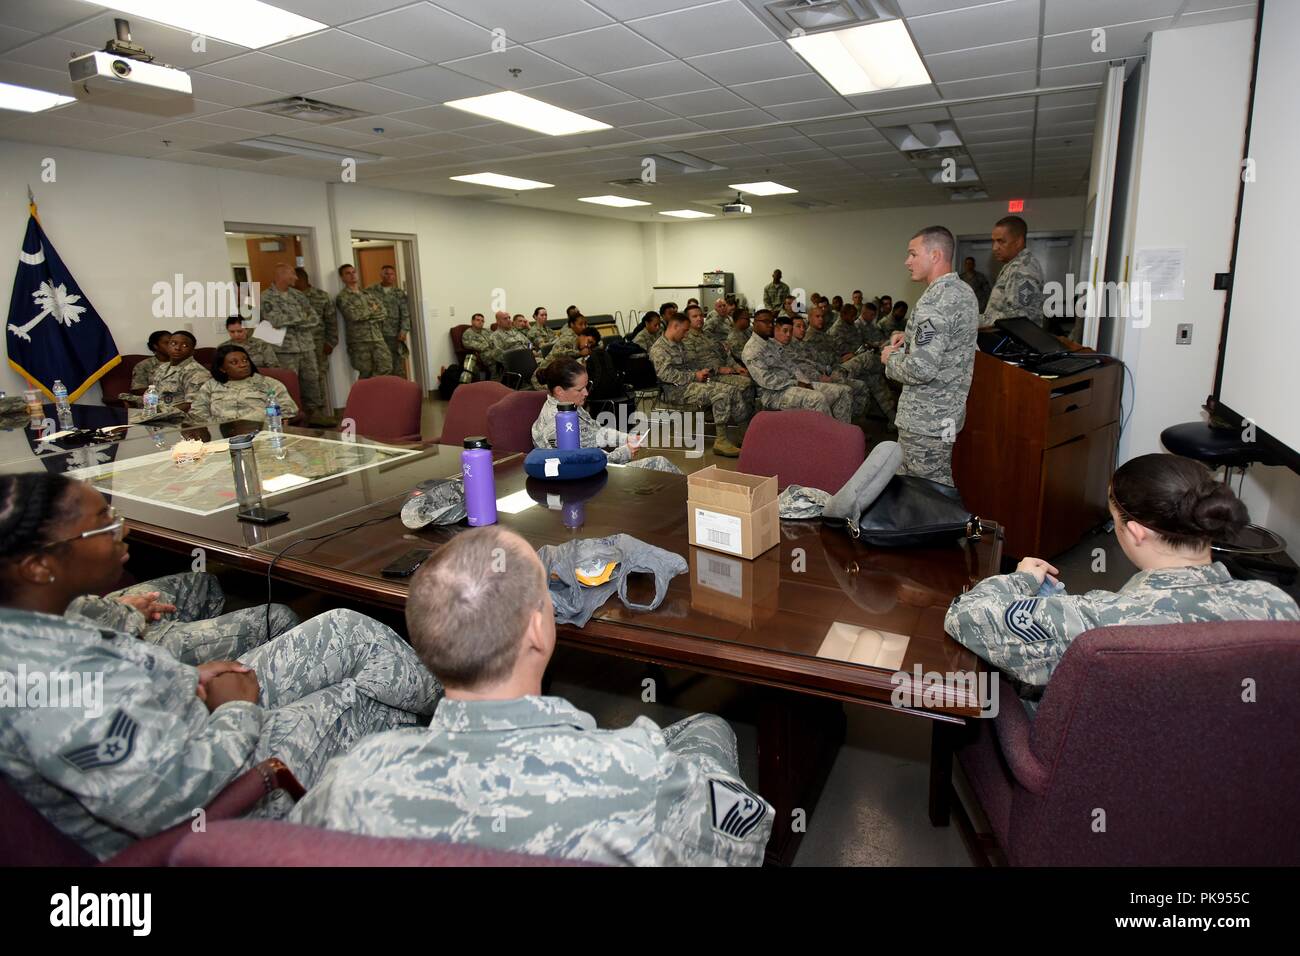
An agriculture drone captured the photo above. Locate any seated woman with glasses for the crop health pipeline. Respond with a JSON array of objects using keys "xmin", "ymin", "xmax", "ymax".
[
  {"xmin": 945, "ymin": 453, "xmax": 1299, "ymax": 714},
  {"xmin": 189, "ymin": 344, "xmax": 298, "ymax": 425},
  {"xmin": 531, "ymin": 356, "xmax": 680, "ymax": 474},
  {"xmin": 0, "ymin": 472, "xmax": 441, "ymax": 860}
]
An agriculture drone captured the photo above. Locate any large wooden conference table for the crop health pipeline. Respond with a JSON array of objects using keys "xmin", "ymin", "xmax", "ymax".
[{"xmin": 4, "ymin": 418, "xmax": 1002, "ymax": 866}]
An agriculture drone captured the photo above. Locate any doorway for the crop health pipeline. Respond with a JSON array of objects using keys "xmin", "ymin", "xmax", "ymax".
[
  {"xmin": 957, "ymin": 232, "xmax": 1079, "ymax": 333},
  {"xmin": 349, "ymin": 233, "xmax": 425, "ymax": 392}
]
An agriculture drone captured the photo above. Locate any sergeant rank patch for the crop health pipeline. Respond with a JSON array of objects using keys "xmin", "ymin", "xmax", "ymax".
[
  {"xmin": 1004, "ymin": 598, "xmax": 1052, "ymax": 644},
  {"xmin": 61, "ymin": 710, "xmax": 139, "ymax": 772},
  {"xmin": 914, "ymin": 319, "xmax": 936, "ymax": 346},
  {"xmin": 709, "ymin": 778, "xmax": 767, "ymax": 839}
]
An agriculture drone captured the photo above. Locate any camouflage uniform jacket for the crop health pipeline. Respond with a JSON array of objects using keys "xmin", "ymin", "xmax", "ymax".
[
  {"xmin": 551, "ymin": 326, "xmax": 580, "ymax": 356},
  {"xmin": 725, "ymin": 326, "xmax": 751, "ymax": 362},
  {"xmin": 704, "ymin": 311, "xmax": 731, "ymax": 341},
  {"xmin": 828, "ymin": 317, "xmax": 862, "ymax": 356},
  {"xmin": 631, "ymin": 327, "xmax": 660, "ymax": 352},
  {"xmin": 763, "ymin": 280, "xmax": 791, "ymax": 311},
  {"xmin": 289, "ymin": 695, "xmax": 772, "ymax": 866},
  {"xmin": 0, "ymin": 607, "xmax": 267, "ymax": 860},
  {"xmin": 189, "ymin": 373, "xmax": 298, "ymax": 424},
  {"xmin": 492, "ymin": 327, "xmax": 534, "ymax": 356},
  {"xmin": 131, "ymin": 356, "xmax": 164, "ymax": 390},
  {"xmin": 528, "ymin": 324, "xmax": 555, "ymax": 349},
  {"xmin": 151, "ymin": 357, "xmax": 212, "ymax": 403},
  {"xmin": 649, "ymin": 336, "xmax": 698, "ymax": 402},
  {"xmin": 532, "ymin": 394, "xmax": 634, "ymax": 464},
  {"xmin": 301, "ymin": 286, "xmax": 339, "ymax": 349},
  {"xmin": 336, "ymin": 288, "xmax": 387, "ymax": 346},
  {"xmin": 960, "ymin": 268, "xmax": 992, "ymax": 312},
  {"xmin": 259, "ymin": 286, "xmax": 316, "ymax": 354},
  {"xmin": 884, "ymin": 272, "xmax": 978, "ymax": 437},
  {"xmin": 741, "ymin": 334, "xmax": 800, "ymax": 407},
  {"xmin": 803, "ymin": 323, "xmax": 839, "ymax": 369},
  {"xmin": 366, "ymin": 283, "xmax": 410, "ymax": 339},
  {"xmin": 982, "ymin": 247, "xmax": 1045, "ymax": 327},
  {"xmin": 945, "ymin": 562, "xmax": 1300, "ymax": 691},
  {"xmin": 218, "ymin": 336, "xmax": 278, "ymax": 369},
  {"xmin": 683, "ymin": 328, "xmax": 729, "ymax": 372}
]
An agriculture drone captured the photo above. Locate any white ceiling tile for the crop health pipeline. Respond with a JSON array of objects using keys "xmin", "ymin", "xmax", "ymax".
[
  {"xmin": 689, "ymin": 107, "xmax": 775, "ymax": 130},
  {"xmin": 1037, "ymin": 61, "xmax": 1109, "ymax": 86},
  {"xmin": 961, "ymin": 126, "xmax": 1033, "ymax": 144},
  {"xmin": 343, "ymin": 3, "xmax": 494, "ymax": 62},
  {"xmin": 842, "ymin": 84, "xmax": 941, "ymax": 110},
  {"xmin": 530, "ymin": 24, "xmax": 672, "ymax": 74},
  {"xmin": 270, "ymin": 0, "xmax": 411, "ymax": 28},
  {"xmin": 186, "ymin": 71, "xmax": 282, "ymax": 107},
  {"xmin": 763, "ymin": 97, "xmax": 851, "ymax": 121},
  {"xmin": 936, "ymin": 70, "xmax": 1036, "ymax": 98},
  {"xmin": 730, "ymin": 73, "xmax": 836, "ymax": 107},
  {"xmin": 1172, "ymin": 6, "xmax": 1256, "ymax": 28},
  {"xmin": 624, "ymin": 117, "xmax": 707, "ymax": 138},
  {"xmin": 873, "ymin": 106, "xmax": 952, "ymax": 126},
  {"xmin": 265, "ymin": 30, "xmax": 424, "ymax": 81},
  {"xmin": 797, "ymin": 117, "xmax": 871, "ymax": 136},
  {"xmin": 399, "ymin": 130, "xmax": 491, "ymax": 151},
  {"xmin": 628, "ymin": 0, "xmax": 776, "ymax": 59},
  {"xmin": 432, "ymin": 0, "xmax": 612, "ymax": 42},
  {"xmin": 648, "ymin": 86, "xmax": 749, "ymax": 116},
  {"xmin": 598, "ymin": 61, "xmax": 716, "ymax": 98},
  {"xmin": 303, "ymin": 82, "xmax": 426, "ymax": 114},
  {"xmin": 948, "ymin": 96, "xmax": 1037, "ymax": 117},
  {"xmin": 588, "ymin": 0, "xmax": 716, "ymax": 16},
  {"xmin": 908, "ymin": 0, "xmax": 1040, "ymax": 56},
  {"xmin": 955, "ymin": 111, "xmax": 1033, "ymax": 132},
  {"xmin": 196, "ymin": 108, "xmax": 313, "ymax": 134},
  {"xmin": 199, "ymin": 53, "xmax": 351, "ymax": 96},
  {"xmin": 1041, "ymin": 18, "xmax": 1170, "ymax": 68},
  {"xmin": 4, "ymin": 35, "xmax": 96, "ymax": 72},
  {"xmin": 522, "ymin": 77, "xmax": 636, "ymax": 111},
  {"xmin": 686, "ymin": 41, "xmax": 809, "ymax": 86},
  {"xmin": 1179, "ymin": 0, "xmax": 1254, "ymax": 11},
  {"xmin": 441, "ymin": 45, "xmax": 579, "ymax": 89},
  {"xmin": 1043, "ymin": 0, "xmax": 1180, "ymax": 35},
  {"xmin": 924, "ymin": 37, "xmax": 1037, "ymax": 83},
  {"xmin": 55, "ymin": 14, "xmax": 247, "ymax": 69},
  {"xmin": 581, "ymin": 100, "xmax": 676, "ymax": 126},
  {"xmin": 369, "ymin": 63, "xmax": 497, "ymax": 100},
  {"xmin": 148, "ymin": 118, "xmax": 249, "ymax": 143},
  {"xmin": 386, "ymin": 104, "xmax": 496, "ymax": 131},
  {"xmin": 355, "ymin": 138, "xmax": 440, "ymax": 158},
  {"xmin": 51, "ymin": 96, "xmax": 226, "ymax": 128},
  {"xmin": 0, "ymin": 23, "xmax": 36, "ymax": 54},
  {"xmin": 1037, "ymin": 89, "xmax": 1098, "ymax": 109},
  {"xmin": 293, "ymin": 124, "xmax": 401, "ymax": 148},
  {"xmin": 0, "ymin": 0, "xmax": 103, "ymax": 36},
  {"xmin": 331, "ymin": 114, "xmax": 432, "ymax": 138}
]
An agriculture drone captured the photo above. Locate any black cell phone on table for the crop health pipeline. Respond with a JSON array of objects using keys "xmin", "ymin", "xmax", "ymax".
[{"xmin": 381, "ymin": 549, "xmax": 432, "ymax": 578}]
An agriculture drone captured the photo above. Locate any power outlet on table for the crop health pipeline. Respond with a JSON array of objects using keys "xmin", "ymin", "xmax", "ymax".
[{"xmin": 1176, "ymin": 323, "xmax": 1193, "ymax": 345}]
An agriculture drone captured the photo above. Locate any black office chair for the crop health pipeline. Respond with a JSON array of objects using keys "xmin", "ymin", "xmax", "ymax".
[
  {"xmin": 1160, "ymin": 420, "xmax": 1293, "ymax": 582},
  {"xmin": 500, "ymin": 347, "xmax": 537, "ymax": 390}
]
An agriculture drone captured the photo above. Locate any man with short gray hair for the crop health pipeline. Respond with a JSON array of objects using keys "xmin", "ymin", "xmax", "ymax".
[{"xmin": 291, "ymin": 526, "xmax": 772, "ymax": 866}]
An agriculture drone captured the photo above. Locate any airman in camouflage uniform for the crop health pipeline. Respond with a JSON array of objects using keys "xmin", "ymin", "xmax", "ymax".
[
  {"xmin": 883, "ymin": 270, "xmax": 978, "ymax": 486},
  {"xmin": 218, "ymin": 335, "xmax": 278, "ymax": 369},
  {"xmin": 67, "ymin": 571, "xmax": 297, "ymax": 666},
  {"xmin": 189, "ymin": 373, "xmax": 298, "ymax": 425},
  {"xmin": 822, "ymin": 306, "xmax": 895, "ymax": 424},
  {"xmin": 983, "ymin": 231, "xmax": 1045, "ymax": 327},
  {"xmin": 945, "ymin": 562, "xmax": 1300, "ymax": 711},
  {"xmin": 550, "ymin": 323, "xmax": 581, "ymax": 358},
  {"xmin": 725, "ymin": 316, "xmax": 751, "ymax": 363},
  {"xmin": 528, "ymin": 310, "xmax": 555, "ymax": 350},
  {"xmin": 0, "ymin": 606, "xmax": 440, "ymax": 860},
  {"xmin": 150, "ymin": 357, "xmax": 211, "ymax": 405},
  {"xmin": 336, "ymin": 284, "xmax": 392, "ymax": 380},
  {"xmin": 367, "ymin": 276, "xmax": 411, "ymax": 377},
  {"xmin": 828, "ymin": 310, "xmax": 863, "ymax": 356},
  {"xmin": 742, "ymin": 316, "xmax": 852, "ymax": 422},
  {"xmin": 649, "ymin": 327, "xmax": 746, "ymax": 457},
  {"xmin": 631, "ymin": 323, "xmax": 660, "ymax": 352},
  {"xmin": 763, "ymin": 270, "xmax": 791, "ymax": 311},
  {"xmin": 295, "ymin": 271, "xmax": 339, "ymax": 371},
  {"xmin": 492, "ymin": 324, "xmax": 533, "ymax": 357},
  {"xmin": 260, "ymin": 277, "xmax": 325, "ymax": 418},
  {"xmin": 683, "ymin": 314, "xmax": 754, "ymax": 420},
  {"xmin": 130, "ymin": 355, "xmax": 165, "ymax": 390},
  {"xmin": 704, "ymin": 300, "xmax": 732, "ymax": 342},
  {"xmin": 790, "ymin": 317, "xmax": 868, "ymax": 418},
  {"xmin": 960, "ymin": 259, "xmax": 992, "ymax": 313}
]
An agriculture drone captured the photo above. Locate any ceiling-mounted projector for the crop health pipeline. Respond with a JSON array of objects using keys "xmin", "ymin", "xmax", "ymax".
[
  {"xmin": 721, "ymin": 193, "xmax": 753, "ymax": 215},
  {"xmin": 67, "ymin": 17, "xmax": 191, "ymax": 99}
]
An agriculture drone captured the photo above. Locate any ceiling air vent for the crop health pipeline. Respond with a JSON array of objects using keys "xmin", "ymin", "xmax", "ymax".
[
  {"xmin": 249, "ymin": 96, "xmax": 364, "ymax": 123},
  {"xmin": 948, "ymin": 186, "xmax": 989, "ymax": 201},
  {"xmin": 761, "ymin": 0, "xmax": 895, "ymax": 33},
  {"xmin": 606, "ymin": 177, "xmax": 654, "ymax": 188},
  {"xmin": 789, "ymin": 198, "xmax": 833, "ymax": 209},
  {"xmin": 195, "ymin": 143, "xmax": 282, "ymax": 161}
]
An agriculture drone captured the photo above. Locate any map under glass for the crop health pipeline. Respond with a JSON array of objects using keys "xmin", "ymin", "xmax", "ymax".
[{"xmin": 66, "ymin": 433, "xmax": 419, "ymax": 516}]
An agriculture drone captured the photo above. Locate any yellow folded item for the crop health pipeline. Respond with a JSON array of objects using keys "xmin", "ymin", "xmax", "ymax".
[{"xmin": 574, "ymin": 559, "xmax": 619, "ymax": 587}]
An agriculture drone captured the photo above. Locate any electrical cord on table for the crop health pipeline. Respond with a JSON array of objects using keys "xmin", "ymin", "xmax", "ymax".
[{"xmin": 264, "ymin": 510, "xmax": 402, "ymax": 639}]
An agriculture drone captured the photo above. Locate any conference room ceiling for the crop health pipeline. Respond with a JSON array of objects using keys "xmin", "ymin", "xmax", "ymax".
[{"xmin": 0, "ymin": 0, "xmax": 1255, "ymax": 220}]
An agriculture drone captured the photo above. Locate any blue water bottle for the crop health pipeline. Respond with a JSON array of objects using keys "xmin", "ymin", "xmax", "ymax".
[
  {"xmin": 462, "ymin": 437, "xmax": 497, "ymax": 526},
  {"xmin": 555, "ymin": 402, "xmax": 579, "ymax": 450},
  {"xmin": 52, "ymin": 379, "xmax": 73, "ymax": 429},
  {"xmin": 265, "ymin": 393, "xmax": 286, "ymax": 460}
]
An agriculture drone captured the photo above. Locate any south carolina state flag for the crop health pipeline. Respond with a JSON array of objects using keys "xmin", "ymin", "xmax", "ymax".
[{"xmin": 6, "ymin": 204, "xmax": 119, "ymax": 401}]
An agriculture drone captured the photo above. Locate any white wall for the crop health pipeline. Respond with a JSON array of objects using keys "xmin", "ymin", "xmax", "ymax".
[{"xmin": 649, "ymin": 196, "xmax": 1085, "ymax": 308}]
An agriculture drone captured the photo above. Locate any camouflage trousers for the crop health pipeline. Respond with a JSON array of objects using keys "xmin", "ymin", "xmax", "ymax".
[
  {"xmin": 843, "ymin": 352, "xmax": 897, "ymax": 422},
  {"xmin": 274, "ymin": 348, "xmax": 324, "ymax": 412},
  {"xmin": 674, "ymin": 382, "xmax": 748, "ymax": 426},
  {"xmin": 347, "ymin": 340, "xmax": 393, "ymax": 379},
  {"xmin": 114, "ymin": 572, "xmax": 299, "ymax": 666},
  {"xmin": 385, "ymin": 335, "xmax": 408, "ymax": 379},
  {"xmin": 239, "ymin": 608, "xmax": 442, "ymax": 812},
  {"xmin": 762, "ymin": 382, "xmax": 853, "ymax": 423},
  {"xmin": 898, "ymin": 430, "xmax": 954, "ymax": 487},
  {"xmin": 660, "ymin": 713, "xmax": 740, "ymax": 769},
  {"xmin": 715, "ymin": 374, "xmax": 756, "ymax": 421},
  {"xmin": 830, "ymin": 370, "xmax": 869, "ymax": 418}
]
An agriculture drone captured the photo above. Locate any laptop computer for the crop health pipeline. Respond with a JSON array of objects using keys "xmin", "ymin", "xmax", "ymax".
[{"xmin": 992, "ymin": 317, "xmax": 1103, "ymax": 377}]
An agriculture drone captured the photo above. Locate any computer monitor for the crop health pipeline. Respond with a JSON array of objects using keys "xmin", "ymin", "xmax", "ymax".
[{"xmin": 994, "ymin": 317, "xmax": 1065, "ymax": 356}]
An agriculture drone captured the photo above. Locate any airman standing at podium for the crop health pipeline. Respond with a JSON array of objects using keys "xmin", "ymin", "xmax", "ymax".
[
  {"xmin": 982, "ymin": 215, "xmax": 1045, "ymax": 328},
  {"xmin": 881, "ymin": 226, "xmax": 978, "ymax": 487}
]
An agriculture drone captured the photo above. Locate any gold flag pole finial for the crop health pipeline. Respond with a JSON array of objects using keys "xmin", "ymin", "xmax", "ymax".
[{"xmin": 27, "ymin": 184, "xmax": 38, "ymax": 221}]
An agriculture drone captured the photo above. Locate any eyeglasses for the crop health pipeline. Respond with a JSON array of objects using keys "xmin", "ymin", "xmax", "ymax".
[{"xmin": 42, "ymin": 506, "xmax": 125, "ymax": 549}]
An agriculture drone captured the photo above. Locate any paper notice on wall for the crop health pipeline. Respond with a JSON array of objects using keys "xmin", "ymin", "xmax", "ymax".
[
  {"xmin": 252, "ymin": 320, "xmax": 287, "ymax": 346},
  {"xmin": 1133, "ymin": 247, "xmax": 1186, "ymax": 301}
]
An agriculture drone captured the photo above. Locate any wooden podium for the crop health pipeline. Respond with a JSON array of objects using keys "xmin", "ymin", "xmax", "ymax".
[{"xmin": 953, "ymin": 349, "xmax": 1121, "ymax": 559}]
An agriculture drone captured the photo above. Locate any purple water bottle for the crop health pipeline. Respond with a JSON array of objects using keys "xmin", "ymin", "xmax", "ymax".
[
  {"xmin": 555, "ymin": 402, "xmax": 580, "ymax": 450},
  {"xmin": 462, "ymin": 436, "xmax": 497, "ymax": 526}
]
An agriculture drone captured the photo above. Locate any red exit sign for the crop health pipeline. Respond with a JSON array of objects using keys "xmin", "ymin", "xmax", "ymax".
[{"xmin": 1007, "ymin": 199, "xmax": 1025, "ymax": 213}]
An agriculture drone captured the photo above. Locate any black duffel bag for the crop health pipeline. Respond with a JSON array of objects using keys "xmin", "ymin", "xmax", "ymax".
[{"xmin": 827, "ymin": 474, "xmax": 982, "ymax": 548}]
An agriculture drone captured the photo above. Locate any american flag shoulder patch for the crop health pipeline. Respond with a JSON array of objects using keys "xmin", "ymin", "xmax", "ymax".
[
  {"xmin": 709, "ymin": 778, "xmax": 767, "ymax": 839},
  {"xmin": 1004, "ymin": 599, "xmax": 1053, "ymax": 645},
  {"xmin": 60, "ymin": 710, "xmax": 139, "ymax": 773}
]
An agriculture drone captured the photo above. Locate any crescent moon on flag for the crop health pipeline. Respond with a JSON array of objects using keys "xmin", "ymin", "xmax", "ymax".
[{"xmin": 19, "ymin": 243, "xmax": 45, "ymax": 266}]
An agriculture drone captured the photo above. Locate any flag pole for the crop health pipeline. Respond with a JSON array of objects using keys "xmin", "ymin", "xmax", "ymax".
[{"xmin": 27, "ymin": 184, "xmax": 38, "ymax": 222}]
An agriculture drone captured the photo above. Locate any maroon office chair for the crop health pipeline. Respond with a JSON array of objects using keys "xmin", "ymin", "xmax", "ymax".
[
  {"xmin": 955, "ymin": 621, "xmax": 1300, "ymax": 865},
  {"xmin": 193, "ymin": 346, "xmax": 217, "ymax": 369},
  {"xmin": 169, "ymin": 820, "xmax": 590, "ymax": 867},
  {"xmin": 486, "ymin": 390, "xmax": 548, "ymax": 455},
  {"xmin": 736, "ymin": 409, "xmax": 866, "ymax": 493},
  {"xmin": 436, "ymin": 380, "xmax": 512, "ymax": 447},
  {"xmin": 99, "ymin": 354, "xmax": 149, "ymax": 406},
  {"xmin": 450, "ymin": 324, "xmax": 471, "ymax": 363},
  {"xmin": 1, "ymin": 758, "xmax": 304, "ymax": 867},
  {"xmin": 258, "ymin": 366, "xmax": 307, "ymax": 426},
  {"xmin": 342, "ymin": 375, "xmax": 424, "ymax": 444}
]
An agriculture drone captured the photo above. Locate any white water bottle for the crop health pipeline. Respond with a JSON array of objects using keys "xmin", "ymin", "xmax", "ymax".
[
  {"xmin": 143, "ymin": 385, "xmax": 160, "ymax": 417},
  {"xmin": 265, "ymin": 394, "xmax": 286, "ymax": 460},
  {"xmin": 52, "ymin": 380, "xmax": 73, "ymax": 429}
]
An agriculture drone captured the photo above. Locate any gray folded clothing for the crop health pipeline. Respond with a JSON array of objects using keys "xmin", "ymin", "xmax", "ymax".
[
  {"xmin": 777, "ymin": 484, "xmax": 832, "ymax": 520},
  {"xmin": 400, "ymin": 477, "xmax": 467, "ymax": 529},
  {"xmin": 823, "ymin": 441, "xmax": 903, "ymax": 527}
]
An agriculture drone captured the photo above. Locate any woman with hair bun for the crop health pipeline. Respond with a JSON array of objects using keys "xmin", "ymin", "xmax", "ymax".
[{"xmin": 945, "ymin": 454, "xmax": 1298, "ymax": 710}]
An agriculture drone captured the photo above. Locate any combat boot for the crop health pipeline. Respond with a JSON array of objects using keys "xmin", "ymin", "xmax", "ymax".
[{"xmin": 712, "ymin": 436, "xmax": 741, "ymax": 458}]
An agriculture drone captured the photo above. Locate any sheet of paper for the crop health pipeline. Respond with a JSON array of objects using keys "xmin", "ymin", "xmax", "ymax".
[
  {"xmin": 1133, "ymin": 247, "xmax": 1185, "ymax": 301},
  {"xmin": 262, "ymin": 473, "xmax": 309, "ymax": 493},
  {"xmin": 252, "ymin": 319, "xmax": 287, "ymax": 346},
  {"xmin": 495, "ymin": 489, "xmax": 536, "ymax": 514}
]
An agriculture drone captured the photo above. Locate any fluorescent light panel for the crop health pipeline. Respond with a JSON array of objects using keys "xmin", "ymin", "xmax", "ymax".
[
  {"xmin": 444, "ymin": 91, "xmax": 611, "ymax": 136},
  {"xmin": 74, "ymin": 0, "xmax": 327, "ymax": 49},
  {"xmin": 659, "ymin": 210, "xmax": 714, "ymax": 219},
  {"xmin": 240, "ymin": 136, "xmax": 381, "ymax": 163},
  {"xmin": 0, "ymin": 81, "xmax": 74, "ymax": 112},
  {"xmin": 788, "ymin": 20, "xmax": 931, "ymax": 96},
  {"xmin": 728, "ymin": 181, "xmax": 797, "ymax": 196},
  {"xmin": 450, "ymin": 172, "xmax": 553, "ymax": 191},
  {"xmin": 578, "ymin": 195, "xmax": 650, "ymax": 208}
]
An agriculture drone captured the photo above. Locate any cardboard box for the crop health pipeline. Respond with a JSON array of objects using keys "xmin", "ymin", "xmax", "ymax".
[
  {"xmin": 689, "ymin": 546, "xmax": 781, "ymax": 627},
  {"xmin": 687, "ymin": 466, "xmax": 779, "ymax": 560}
]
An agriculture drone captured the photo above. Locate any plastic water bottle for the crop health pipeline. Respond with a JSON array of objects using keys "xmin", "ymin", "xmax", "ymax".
[
  {"xmin": 265, "ymin": 394, "xmax": 287, "ymax": 460},
  {"xmin": 462, "ymin": 437, "xmax": 497, "ymax": 526},
  {"xmin": 142, "ymin": 385, "xmax": 160, "ymax": 417},
  {"xmin": 23, "ymin": 388, "xmax": 42, "ymax": 421},
  {"xmin": 52, "ymin": 380, "xmax": 73, "ymax": 429},
  {"xmin": 555, "ymin": 402, "xmax": 580, "ymax": 450}
]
